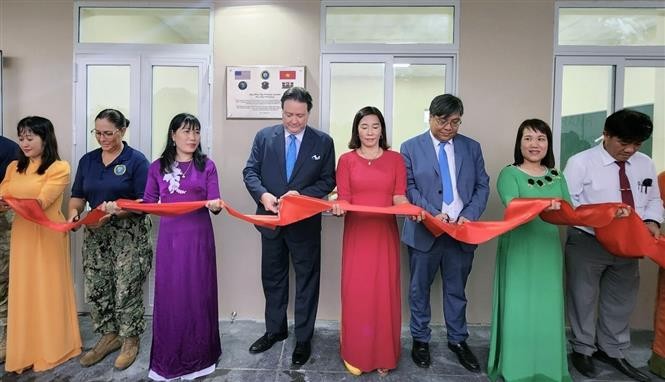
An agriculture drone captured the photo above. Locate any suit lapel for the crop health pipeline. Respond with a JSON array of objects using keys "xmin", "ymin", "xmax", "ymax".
[
  {"xmin": 453, "ymin": 137, "xmax": 464, "ymax": 178},
  {"xmin": 290, "ymin": 126, "xmax": 315, "ymax": 181},
  {"xmin": 418, "ymin": 132, "xmax": 439, "ymax": 177},
  {"xmin": 272, "ymin": 125, "xmax": 287, "ymax": 183}
]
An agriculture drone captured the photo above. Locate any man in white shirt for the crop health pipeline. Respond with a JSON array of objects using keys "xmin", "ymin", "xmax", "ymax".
[{"xmin": 564, "ymin": 109, "xmax": 663, "ymax": 382}]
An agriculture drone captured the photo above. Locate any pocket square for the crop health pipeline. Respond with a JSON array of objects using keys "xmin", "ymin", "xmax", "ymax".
[{"xmin": 311, "ymin": 154, "xmax": 321, "ymax": 160}]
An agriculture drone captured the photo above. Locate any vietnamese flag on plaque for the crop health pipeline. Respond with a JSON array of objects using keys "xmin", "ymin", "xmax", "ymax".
[{"xmin": 280, "ymin": 70, "xmax": 296, "ymax": 80}]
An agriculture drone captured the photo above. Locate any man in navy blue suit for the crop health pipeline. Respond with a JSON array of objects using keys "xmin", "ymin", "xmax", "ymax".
[
  {"xmin": 400, "ymin": 94, "xmax": 489, "ymax": 373},
  {"xmin": 243, "ymin": 87, "xmax": 335, "ymax": 366}
]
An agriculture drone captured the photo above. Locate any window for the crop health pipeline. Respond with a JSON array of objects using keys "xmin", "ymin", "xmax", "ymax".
[
  {"xmin": 558, "ymin": 7, "xmax": 665, "ymax": 46},
  {"xmin": 553, "ymin": 2, "xmax": 665, "ymax": 172},
  {"xmin": 79, "ymin": 7, "xmax": 210, "ymax": 44},
  {"xmin": 325, "ymin": 6, "xmax": 455, "ymax": 45},
  {"xmin": 320, "ymin": 1, "xmax": 459, "ymax": 160}
]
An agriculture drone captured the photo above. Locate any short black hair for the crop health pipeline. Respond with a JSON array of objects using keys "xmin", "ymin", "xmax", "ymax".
[
  {"xmin": 95, "ymin": 108, "xmax": 130, "ymax": 129},
  {"xmin": 513, "ymin": 119, "xmax": 555, "ymax": 169},
  {"xmin": 604, "ymin": 109, "xmax": 653, "ymax": 143},
  {"xmin": 429, "ymin": 94, "xmax": 464, "ymax": 118},
  {"xmin": 348, "ymin": 106, "xmax": 389, "ymax": 150},
  {"xmin": 16, "ymin": 116, "xmax": 60, "ymax": 175},
  {"xmin": 280, "ymin": 87, "xmax": 313, "ymax": 112}
]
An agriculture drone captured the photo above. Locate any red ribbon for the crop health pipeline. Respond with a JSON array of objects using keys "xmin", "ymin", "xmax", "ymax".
[
  {"xmin": 4, "ymin": 195, "xmax": 663, "ymax": 266},
  {"xmin": 4, "ymin": 197, "xmax": 107, "ymax": 232}
]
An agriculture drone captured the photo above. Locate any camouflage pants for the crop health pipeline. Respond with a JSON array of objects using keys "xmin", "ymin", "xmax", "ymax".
[
  {"xmin": 83, "ymin": 214, "xmax": 153, "ymax": 337},
  {"xmin": 0, "ymin": 211, "xmax": 12, "ymax": 347}
]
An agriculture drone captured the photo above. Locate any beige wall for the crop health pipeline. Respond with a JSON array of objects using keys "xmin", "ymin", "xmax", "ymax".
[
  {"xmin": 0, "ymin": 0, "xmax": 74, "ymax": 159},
  {"xmin": 0, "ymin": 0, "xmax": 659, "ymax": 329}
]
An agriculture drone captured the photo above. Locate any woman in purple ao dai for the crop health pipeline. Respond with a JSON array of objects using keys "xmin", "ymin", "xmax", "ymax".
[{"xmin": 143, "ymin": 113, "xmax": 223, "ymax": 380}]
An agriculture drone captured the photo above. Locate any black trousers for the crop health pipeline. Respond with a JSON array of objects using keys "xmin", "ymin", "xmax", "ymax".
[{"xmin": 261, "ymin": 229, "xmax": 321, "ymax": 342}]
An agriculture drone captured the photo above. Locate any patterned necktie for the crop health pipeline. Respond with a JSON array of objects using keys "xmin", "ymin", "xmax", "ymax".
[
  {"xmin": 439, "ymin": 142, "xmax": 454, "ymax": 205},
  {"xmin": 615, "ymin": 161, "xmax": 635, "ymax": 208},
  {"xmin": 286, "ymin": 134, "xmax": 297, "ymax": 181}
]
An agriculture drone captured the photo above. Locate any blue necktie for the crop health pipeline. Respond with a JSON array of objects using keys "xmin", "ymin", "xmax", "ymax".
[
  {"xmin": 286, "ymin": 134, "xmax": 297, "ymax": 181},
  {"xmin": 439, "ymin": 142, "xmax": 453, "ymax": 205}
]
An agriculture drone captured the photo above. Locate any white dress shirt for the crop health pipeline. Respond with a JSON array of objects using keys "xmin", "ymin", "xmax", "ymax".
[
  {"xmin": 430, "ymin": 131, "xmax": 463, "ymax": 220},
  {"xmin": 284, "ymin": 128, "xmax": 305, "ymax": 156},
  {"xmin": 563, "ymin": 142, "xmax": 664, "ymax": 235}
]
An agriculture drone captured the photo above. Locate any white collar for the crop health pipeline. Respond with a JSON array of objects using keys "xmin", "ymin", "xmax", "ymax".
[
  {"xmin": 284, "ymin": 127, "xmax": 306, "ymax": 141},
  {"xmin": 429, "ymin": 130, "xmax": 454, "ymax": 147}
]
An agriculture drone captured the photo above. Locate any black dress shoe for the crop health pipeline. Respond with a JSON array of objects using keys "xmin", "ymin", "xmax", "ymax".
[
  {"xmin": 292, "ymin": 341, "xmax": 311, "ymax": 365},
  {"xmin": 411, "ymin": 340, "xmax": 431, "ymax": 368},
  {"xmin": 594, "ymin": 350, "xmax": 651, "ymax": 382},
  {"xmin": 448, "ymin": 341, "xmax": 480, "ymax": 373},
  {"xmin": 249, "ymin": 332, "xmax": 288, "ymax": 354},
  {"xmin": 571, "ymin": 351, "xmax": 598, "ymax": 378}
]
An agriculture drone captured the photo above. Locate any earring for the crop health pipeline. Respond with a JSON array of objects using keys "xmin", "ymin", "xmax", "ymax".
[{"xmin": 172, "ymin": 142, "xmax": 176, "ymax": 147}]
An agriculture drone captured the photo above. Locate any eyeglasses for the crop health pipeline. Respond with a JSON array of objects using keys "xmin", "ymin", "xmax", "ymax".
[
  {"xmin": 90, "ymin": 129, "xmax": 119, "ymax": 138},
  {"xmin": 431, "ymin": 116, "xmax": 462, "ymax": 128}
]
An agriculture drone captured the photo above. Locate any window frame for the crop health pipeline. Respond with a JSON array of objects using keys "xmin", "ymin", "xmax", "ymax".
[
  {"xmin": 319, "ymin": 0, "xmax": 460, "ymax": 148},
  {"xmin": 74, "ymin": 1, "xmax": 213, "ymax": 55},
  {"xmin": 552, "ymin": 1, "xmax": 665, "ymax": 167},
  {"xmin": 73, "ymin": 0, "xmax": 214, "ymax": 156},
  {"xmin": 320, "ymin": 0, "xmax": 460, "ymax": 54},
  {"xmin": 554, "ymin": 1, "xmax": 665, "ymax": 57}
]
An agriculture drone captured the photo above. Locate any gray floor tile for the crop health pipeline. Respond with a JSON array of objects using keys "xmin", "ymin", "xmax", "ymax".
[
  {"xmin": 218, "ymin": 321, "xmax": 283, "ymax": 371},
  {"xmin": 0, "ymin": 315, "xmax": 657, "ymax": 382},
  {"xmin": 207, "ymin": 369, "xmax": 278, "ymax": 382}
]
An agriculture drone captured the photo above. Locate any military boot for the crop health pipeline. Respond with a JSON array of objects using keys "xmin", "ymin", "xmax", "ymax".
[
  {"xmin": 0, "ymin": 325, "xmax": 6, "ymax": 363},
  {"xmin": 79, "ymin": 332, "xmax": 122, "ymax": 367},
  {"xmin": 114, "ymin": 336, "xmax": 139, "ymax": 370},
  {"xmin": 0, "ymin": 339, "xmax": 6, "ymax": 364}
]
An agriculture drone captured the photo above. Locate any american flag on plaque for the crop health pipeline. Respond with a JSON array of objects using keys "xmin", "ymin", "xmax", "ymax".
[{"xmin": 226, "ymin": 66, "xmax": 305, "ymax": 119}]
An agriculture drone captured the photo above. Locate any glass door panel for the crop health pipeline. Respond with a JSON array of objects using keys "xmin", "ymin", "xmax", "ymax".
[
  {"xmin": 86, "ymin": 65, "xmax": 131, "ymax": 150},
  {"xmin": 393, "ymin": 64, "xmax": 446, "ymax": 150},
  {"xmin": 559, "ymin": 65, "xmax": 614, "ymax": 169},
  {"xmin": 329, "ymin": 63, "xmax": 385, "ymax": 161},
  {"xmin": 624, "ymin": 66, "xmax": 665, "ymax": 173},
  {"xmin": 151, "ymin": 66, "xmax": 200, "ymax": 160}
]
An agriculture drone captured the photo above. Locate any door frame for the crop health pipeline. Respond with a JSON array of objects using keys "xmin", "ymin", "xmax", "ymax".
[{"xmin": 72, "ymin": 53, "xmax": 211, "ymax": 311}]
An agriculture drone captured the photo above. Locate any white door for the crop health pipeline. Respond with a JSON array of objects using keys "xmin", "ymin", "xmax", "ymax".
[{"xmin": 73, "ymin": 54, "xmax": 211, "ymax": 312}]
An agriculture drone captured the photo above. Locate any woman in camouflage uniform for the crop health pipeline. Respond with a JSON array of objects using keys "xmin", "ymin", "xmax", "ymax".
[{"xmin": 68, "ymin": 109, "xmax": 153, "ymax": 370}]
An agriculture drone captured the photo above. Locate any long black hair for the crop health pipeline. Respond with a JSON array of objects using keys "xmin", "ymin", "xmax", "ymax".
[
  {"xmin": 159, "ymin": 113, "xmax": 207, "ymax": 175},
  {"xmin": 16, "ymin": 116, "xmax": 60, "ymax": 174},
  {"xmin": 513, "ymin": 119, "xmax": 555, "ymax": 169}
]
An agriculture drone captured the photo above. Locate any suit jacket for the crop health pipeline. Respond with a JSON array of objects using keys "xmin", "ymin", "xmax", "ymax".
[
  {"xmin": 243, "ymin": 124, "xmax": 336, "ymax": 240},
  {"xmin": 400, "ymin": 131, "xmax": 490, "ymax": 252}
]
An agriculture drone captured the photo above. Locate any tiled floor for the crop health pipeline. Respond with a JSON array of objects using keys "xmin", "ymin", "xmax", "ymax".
[{"xmin": 0, "ymin": 315, "xmax": 656, "ymax": 381}]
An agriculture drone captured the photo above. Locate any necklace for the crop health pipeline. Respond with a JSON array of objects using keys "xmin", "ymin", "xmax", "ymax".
[
  {"xmin": 179, "ymin": 161, "xmax": 193, "ymax": 178},
  {"xmin": 358, "ymin": 148, "xmax": 382, "ymax": 165}
]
